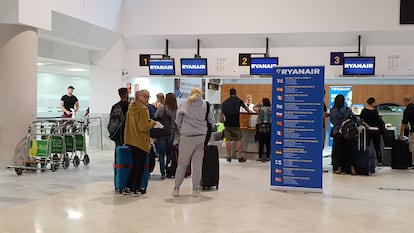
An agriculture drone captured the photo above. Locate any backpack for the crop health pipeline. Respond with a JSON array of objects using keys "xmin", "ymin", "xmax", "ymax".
[
  {"xmin": 108, "ymin": 104, "xmax": 125, "ymax": 142},
  {"xmin": 339, "ymin": 117, "xmax": 358, "ymax": 141}
]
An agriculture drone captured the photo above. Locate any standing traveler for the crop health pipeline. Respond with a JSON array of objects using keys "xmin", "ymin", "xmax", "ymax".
[
  {"xmin": 255, "ymin": 98, "xmax": 272, "ymax": 162},
  {"xmin": 124, "ymin": 90, "xmax": 156, "ymax": 196},
  {"xmin": 221, "ymin": 88, "xmax": 251, "ymax": 162},
  {"xmin": 109, "ymin": 87, "xmax": 130, "ymax": 147},
  {"xmin": 153, "ymin": 93, "xmax": 165, "ymax": 109},
  {"xmin": 399, "ymin": 95, "xmax": 414, "ymax": 166},
  {"xmin": 330, "ymin": 94, "xmax": 357, "ymax": 175},
  {"xmin": 360, "ymin": 97, "xmax": 383, "ymax": 165},
  {"xmin": 154, "ymin": 92, "xmax": 178, "ymax": 179},
  {"xmin": 60, "ymin": 86, "xmax": 79, "ymax": 118},
  {"xmin": 172, "ymin": 88, "xmax": 215, "ymax": 197}
]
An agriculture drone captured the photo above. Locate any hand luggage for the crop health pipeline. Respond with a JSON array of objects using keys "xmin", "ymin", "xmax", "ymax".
[
  {"xmin": 166, "ymin": 144, "xmax": 191, "ymax": 178},
  {"xmin": 354, "ymin": 126, "xmax": 375, "ymax": 175},
  {"xmin": 200, "ymin": 144, "xmax": 220, "ymax": 190},
  {"xmin": 383, "ymin": 129, "xmax": 395, "ymax": 147},
  {"xmin": 382, "ymin": 147, "xmax": 392, "ymax": 166},
  {"xmin": 391, "ymin": 139, "xmax": 412, "ymax": 169},
  {"xmin": 114, "ymin": 145, "xmax": 150, "ymax": 194},
  {"xmin": 114, "ymin": 146, "xmax": 133, "ymax": 192}
]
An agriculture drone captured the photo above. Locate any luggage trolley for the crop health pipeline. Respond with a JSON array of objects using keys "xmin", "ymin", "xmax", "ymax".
[
  {"xmin": 62, "ymin": 119, "xmax": 90, "ymax": 167},
  {"xmin": 7, "ymin": 120, "xmax": 66, "ymax": 175},
  {"xmin": 73, "ymin": 119, "xmax": 90, "ymax": 167}
]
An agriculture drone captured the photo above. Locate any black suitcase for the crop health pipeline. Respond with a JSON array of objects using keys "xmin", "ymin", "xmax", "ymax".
[
  {"xmin": 166, "ymin": 144, "xmax": 191, "ymax": 178},
  {"xmin": 383, "ymin": 129, "xmax": 395, "ymax": 147},
  {"xmin": 391, "ymin": 139, "xmax": 412, "ymax": 169},
  {"xmin": 200, "ymin": 145, "xmax": 220, "ymax": 190},
  {"xmin": 354, "ymin": 127, "xmax": 375, "ymax": 175},
  {"xmin": 382, "ymin": 147, "xmax": 392, "ymax": 166}
]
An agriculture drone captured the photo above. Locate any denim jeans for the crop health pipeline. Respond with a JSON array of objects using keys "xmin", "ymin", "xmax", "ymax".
[{"xmin": 156, "ymin": 128, "xmax": 175, "ymax": 176}]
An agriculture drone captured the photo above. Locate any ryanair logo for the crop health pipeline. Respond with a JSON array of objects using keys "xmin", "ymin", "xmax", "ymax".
[
  {"xmin": 276, "ymin": 68, "xmax": 321, "ymax": 75},
  {"xmin": 251, "ymin": 63, "xmax": 277, "ymax": 69},
  {"xmin": 182, "ymin": 64, "xmax": 206, "ymax": 69},
  {"xmin": 344, "ymin": 63, "xmax": 374, "ymax": 69},
  {"xmin": 150, "ymin": 65, "xmax": 174, "ymax": 70}
]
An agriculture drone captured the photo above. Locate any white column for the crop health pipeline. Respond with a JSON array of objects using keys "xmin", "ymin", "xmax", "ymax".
[{"xmin": 0, "ymin": 24, "xmax": 37, "ymax": 169}]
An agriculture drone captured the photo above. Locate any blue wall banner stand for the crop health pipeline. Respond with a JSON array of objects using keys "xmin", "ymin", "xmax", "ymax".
[{"xmin": 271, "ymin": 66, "xmax": 324, "ymax": 193}]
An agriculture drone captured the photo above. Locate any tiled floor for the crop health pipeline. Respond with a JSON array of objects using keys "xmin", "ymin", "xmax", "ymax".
[{"xmin": 0, "ymin": 149, "xmax": 413, "ymax": 233}]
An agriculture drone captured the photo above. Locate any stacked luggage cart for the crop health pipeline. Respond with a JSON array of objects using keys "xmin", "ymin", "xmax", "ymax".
[{"xmin": 7, "ymin": 118, "xmax": 90, "ymax": 175}]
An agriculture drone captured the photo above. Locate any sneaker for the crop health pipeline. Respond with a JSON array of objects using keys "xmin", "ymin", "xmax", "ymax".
[
  {"xmin": 132, "ymin": 191, "xmax": 140, "ymax": 197},
  {"xmin": 226, "ymin": 157, "xmax": 232, "ymax": 162},
  {"xmin": 122, "ymin": 188, "xmax": 130, "ymax": 195},
  {"xmin": 160, "ymin": 175, "xmax": 166, "ymax": 180},
  {"xmin": 238, "ymin": 157, "xmax": 246, "ymax": 163},
  {"xmin": 256, "ymin": 158, "xmax": 262, "ymax": 162},
  {"xmin": 192, "ymin": 189, "xmax": 200, "ymax": 197},
  {"xmin": 172, "ymin": 188, "xmax": 179, "ymax": 197}
]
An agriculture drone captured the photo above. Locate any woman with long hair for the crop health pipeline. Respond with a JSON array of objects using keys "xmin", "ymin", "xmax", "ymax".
[
  {"xmin": 255, "ymin": 97, "xmax": 272, "ymax": 162},
  {"xmin": 153, "ymin": 92, "xmax": 178, "ymax": 179},
  {"xmin": 330, "ymin": 94, "xmax": 357, "ymax": 175}
]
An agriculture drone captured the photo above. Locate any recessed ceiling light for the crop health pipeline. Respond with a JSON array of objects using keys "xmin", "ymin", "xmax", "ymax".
[
  {"xmin": 37, "ymin": 62, "xmax": 45, "ymax": 66},
  {"xmin": 64, "ymin": 68, "xmax": 87, "ymax": 72}
]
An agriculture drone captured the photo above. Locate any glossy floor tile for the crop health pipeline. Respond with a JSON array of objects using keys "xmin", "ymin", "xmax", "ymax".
[{"xmin": 0, "ymin": 149, "xmax": 413, "ymax": 233}]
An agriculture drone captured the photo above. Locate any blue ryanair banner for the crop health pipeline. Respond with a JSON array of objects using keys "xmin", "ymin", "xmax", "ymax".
[
  {"xmin": 250, "ymin": 57, "xmax": 278, "ymax": 75},
  {"xmin": 181, "ymin": 58, "xmax": 207, "ymax": 75},
  {"xmin": 149, "ymin": 59, "xmax": 175, "ymax": 75},
  {"xmin": 271, "ymin": 66, "xmax": 324, "ymax": 192}
]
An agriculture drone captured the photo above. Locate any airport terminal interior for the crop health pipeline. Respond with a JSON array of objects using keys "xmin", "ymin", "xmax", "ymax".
[{"xmin": 2, "ymin": 1, "xmax": 414, "ymax": 232}]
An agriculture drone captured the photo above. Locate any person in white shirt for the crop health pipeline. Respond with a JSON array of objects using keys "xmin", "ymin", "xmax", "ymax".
[{"xmin": 240, "ymin": 94, "xmax": 255, "ymax": 113}]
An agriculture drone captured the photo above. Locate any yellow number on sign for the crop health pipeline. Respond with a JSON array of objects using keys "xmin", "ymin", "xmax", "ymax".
[
  {"xmin": 143, "ymin": 57, "xmax": 149, "ymax": 66},
  {"xmin": 241, "ymin": 57, "xmax": 248, "ymax": 66}
]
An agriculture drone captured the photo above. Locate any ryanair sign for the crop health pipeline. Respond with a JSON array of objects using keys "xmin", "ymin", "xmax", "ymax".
[
  {"xmin": 343, "ymin": 57, "xmax": 375, "ymax": 75},
  {"xmin": 149, "ymin": 59, "xmax": 175, "ymax": 75},
  {"xmin": 250, "ymin": 57, "xmax": 278, "ymax": 75},
  {"xmin": 181, "ymin": 58, "xmax": 207, "ymax": 75}
]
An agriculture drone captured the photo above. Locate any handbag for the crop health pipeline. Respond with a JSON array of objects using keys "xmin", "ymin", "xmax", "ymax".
[{"xmin": 150, "ymin": 112, "xmax": 171, "ymax": 138}]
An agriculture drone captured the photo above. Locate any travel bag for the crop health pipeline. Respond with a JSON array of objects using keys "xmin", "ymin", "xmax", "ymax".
[
  {"xmin": 200, "ymin": 144, "xmax": 220, "ymax": 190},
  {"xmin": 354, "ymin": 126, "xmax": 375, "ymax": 175},
  {"xmin": 114, "ymin": 145, "xmax": 150, "ymax": 193},
  {"xmin": 391, "ymin": 139, "xmax": 412, "ymax": 169},
  {"xmin": 166, "ymin": 144, "xmax": 191, "ymax": 178}
]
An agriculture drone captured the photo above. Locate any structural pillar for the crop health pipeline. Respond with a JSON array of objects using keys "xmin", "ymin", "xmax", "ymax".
[{"xmin": 0, "ymin": 24, "xmax": 37, "ymax": 169}]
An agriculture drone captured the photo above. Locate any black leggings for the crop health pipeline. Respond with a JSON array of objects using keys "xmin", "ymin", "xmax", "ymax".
[
  {"xmin": 126, "ymin": 145, "xmax": 147, "ymax": 192},
  {"xmin": 258, "ymin": 133, "xmax": 271, "ymax": 159},
  {"xmin": 367, "ymin": 130, "xmax": 382, "ymax": 163}
]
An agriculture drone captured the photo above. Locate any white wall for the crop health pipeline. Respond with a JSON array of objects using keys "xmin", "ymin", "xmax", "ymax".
[
  {"xmin": 90, "ymin": 38, "xmax": 124, "ymax": 114},
  {"xmin": 122, "ymin": 0, "xmax": 401, "ymax": 35}
]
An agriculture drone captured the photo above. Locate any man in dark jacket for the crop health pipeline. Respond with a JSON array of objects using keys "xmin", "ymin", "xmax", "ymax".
[
  {"xmin": 110, "ymin": 87, "xmax": 129, "ymax": 147},
  {"xmin": 221, "ymin": 88, "xmax": 251, "ymax": 162}
]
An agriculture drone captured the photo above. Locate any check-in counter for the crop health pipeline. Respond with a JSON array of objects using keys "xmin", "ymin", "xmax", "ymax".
[{"xmin": 240, "ymin": 113, "xmax": 259, "ymax": 153}]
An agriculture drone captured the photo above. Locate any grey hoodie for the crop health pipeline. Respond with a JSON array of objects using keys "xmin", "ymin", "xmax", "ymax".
[{"xmin": 175, "ymin": 97, "xmax": 215, "ymax": 136}]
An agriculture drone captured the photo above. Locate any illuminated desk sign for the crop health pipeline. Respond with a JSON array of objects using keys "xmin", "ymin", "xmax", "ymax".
[
  {"xmin": 149, "ymin": 59, "xmax": 175, "ymax": 75},
  {"xmin": 343, "ymin": 57, "xmax": 375, "ymax": 76},
  {"xmin": 180, "ymin": 58, "xmax": 207, "ymax": 75},
  {"xmin": 250, "ymin": 57, "xmax": 278, "ymax": 75}
]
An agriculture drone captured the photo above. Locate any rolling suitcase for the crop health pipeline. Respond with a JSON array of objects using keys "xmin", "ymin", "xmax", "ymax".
[
  {"xmin": 114, "ymin": 146, "xmax": 133, "ymax": 192},
  {"xmin": 354, "ymin": 126, "xmax": 375, "ymax": 175},
  {"xmin": 114, "ymin": 145, "xmax": 150, "ymax": 193},
  {"xmin": 200, "ymin": 144, "xmax": 220, "ymax": 190},
  {"xmin": 391, "ymin": 139, "xmax": 412, "ymax": 169},
  {"xmin": 166, "ymin": 144, "xmax": 191, "ymax": 178}
]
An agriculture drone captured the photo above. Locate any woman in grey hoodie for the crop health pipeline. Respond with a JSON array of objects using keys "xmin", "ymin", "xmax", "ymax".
[{"xmin": 172, "ymin": 88, "xmax": 215, "ymax": 197}]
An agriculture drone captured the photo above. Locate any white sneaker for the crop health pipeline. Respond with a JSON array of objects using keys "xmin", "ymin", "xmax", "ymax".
[
  {"xmin": 132, "ymin": 191, "xmax": 140, "ymax": 197},
  {"xmin": 192, "ymin": 189, "xmax": 200, "ymax": 197},
  {"xmin": 172, "ymin": 188, "xmax": 179, "ymax": 197}
]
